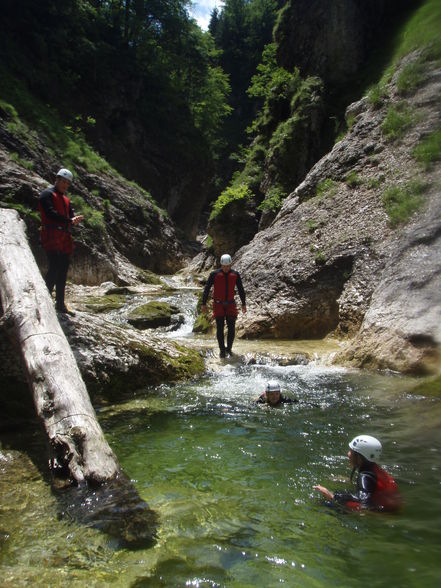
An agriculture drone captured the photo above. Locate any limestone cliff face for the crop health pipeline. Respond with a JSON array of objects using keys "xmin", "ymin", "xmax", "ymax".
[
  {"xmin": 0, "ymin": 113, "xmax": 184, "ymax": 285},
  {"xmin": 235, "ymin": 53, "xmax": 441, "ymax": 374},
  {"xmin": 275, "ymin": 0, "xmax": 417, "ymax": 86}
]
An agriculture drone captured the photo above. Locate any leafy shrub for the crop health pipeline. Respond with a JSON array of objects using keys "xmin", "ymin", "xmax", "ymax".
[
  {"xmin": 412, "ymin": 130, "xmax": 441, "ymax": 168},
  {"xmin": 257, "ymin": 186, "xmax": 286, "ymax": 213},
  {"xmin": 382, "ymin": 179, "xmax": 425, "ymax": 226},
  {"xmin": 209, "ymin": 184, "xmax": 253, "ymax": 221}
]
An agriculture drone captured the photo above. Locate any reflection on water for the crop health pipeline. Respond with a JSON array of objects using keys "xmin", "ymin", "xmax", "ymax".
[{"xmin": 2, "ymin": 354, "xmax": 440, "ymax": 587}]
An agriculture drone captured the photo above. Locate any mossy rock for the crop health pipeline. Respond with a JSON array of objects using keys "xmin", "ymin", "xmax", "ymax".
[
  {"xmin": 137, "ymin": 269, "xmax": 162, "ymax": 285},
  {"xmin": 408, "ymin": 374, "xmax": 441, "ymax": 398},
  {"xmin": 165, "ymin": 343, "xmax": 205, "ymax": 379},
  {"xmin": 104, "ymin": 286, "xmax": 136, "ymax": 295},
  {"xmin": 127, "ymin": 301, "xmax": 177, "ymax": 329},
  {"xmin": 84, "ymin": 294, "xmax": 127, "ymax": 313},
  {"xmin": 193, "ymin": 312, "xmax": 212, "ymax": 333}
]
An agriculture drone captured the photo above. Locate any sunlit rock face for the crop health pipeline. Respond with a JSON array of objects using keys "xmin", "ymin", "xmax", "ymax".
[{"xmin": 235, "ymin": 55, "xmax": 441, "ymax": 374}]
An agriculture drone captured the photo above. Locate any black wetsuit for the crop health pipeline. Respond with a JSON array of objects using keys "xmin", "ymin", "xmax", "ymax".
[
  {"xmin": 333, "ymin": 462, "xmax": 378, "ymax": 509},
  {"xmin": 256, "ymin": 393, "xmax": 297, "ymax": 405}
]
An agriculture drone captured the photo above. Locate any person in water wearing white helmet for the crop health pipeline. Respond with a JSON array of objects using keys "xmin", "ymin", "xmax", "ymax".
[
  {"xmin": 313, "ymin": 435, "xmax": 402, "ymax": 512},
  {"xmin": 39, "ymin": 168, "xmax": 83, "ymax": 315},
  {"xmin": 201, "ymin": 253, "xmax": 246, "ymax": 358},
  {"xmin": 256, "ymin": 381, "xmax": 297, "ymax": 406}
]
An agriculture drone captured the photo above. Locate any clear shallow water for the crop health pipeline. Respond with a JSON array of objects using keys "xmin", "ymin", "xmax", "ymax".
[{"xmin": 2, "ymin": 356, "xmax": 439, "ymax": 587}]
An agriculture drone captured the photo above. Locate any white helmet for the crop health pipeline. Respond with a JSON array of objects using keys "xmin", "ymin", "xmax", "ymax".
[
  {"xmin": 349, "ymin": 435, "xmax": 382, "ymax": 463},
  {"xmin": 265, "ymin": 380, "xmax": 281, "ymax": 393},
  {"xmin": 56, "ymin": 168, "xmax": 73, "ymax": 182},
  {"xmin": 220, "ymin": 254, "xmax": 232, "ymax": 265}
]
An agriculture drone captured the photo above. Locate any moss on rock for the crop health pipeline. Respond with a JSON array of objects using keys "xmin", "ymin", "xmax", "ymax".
[
  {"xmin": 127, "ymin": 301, "xmax": 177, "ymax": 329},
  {"xmin": 84, "ymin": 294, "xmax": 127, "ymax": 313}
]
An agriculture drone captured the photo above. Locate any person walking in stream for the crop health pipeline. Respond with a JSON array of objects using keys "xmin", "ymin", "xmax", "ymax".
[
  {"xmin": 201, "ymin": 254, "xmax": 246, "ymax": 358},
  {"xmin": 39, "ymin": 168, "xmax": 83, "ymax": 315}
]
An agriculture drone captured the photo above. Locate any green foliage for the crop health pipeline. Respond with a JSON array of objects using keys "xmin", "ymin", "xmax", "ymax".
[
  {"xmin": 345, "ymin": 171, "xmax": 362, "ymax": 188},
  {"xmin": 0, "ymin": 0, "xmax": 234, "ymax": 201},
  {"xmin": 1, "ymin": 201, "xmax": 39, "ymax": 222},
  {"xmin": 257, "ymin": 186, "xmax": 286, "ymax": 213},
  {"xmin": 310, "ymin": 245, "xmax": 326, "ymax": 265},
  {"xmin": 316, "ymin": 179, "xmax": 338, "ymax": 200},
  {"xmin": 9, "ymin": 152, "xmax": 34, "ymax": 170},
  {"xmin": 393, "ymin": 0, "xmax": 441, "ymax": 63},
  {"xmin": 373, "ymin": 0, "xmax": 441, "ymax": 94},
  {"xmin": 210, "ymin": 0, "xmax": 280, "ymax": 152},
  {"xmin": 381, "ymin": 103, "xmax": 415, "ymax": 141},
  {"xmin": 63, "ymin": 128, "xmax": 112, "ymax": 174},
  {"xmin": 367, "ymin": 177, "xmax": 383, "ymax": 189},
  {"xmin": 246, "ymin": 43, "xmax": 324, "ymax": 196},
  {"xmin": 397, "ymin": 60, "xmax": 426, "ymax": 95},
  {"xmin": 367, "ymin": 82, "xmax": 388, "ymax": 109},
  {"xmin": 70, "ymin": 195, "xmax": 106, "ymax": 233},
  {"xmin": 382, "ymin": 179, "xmax": 425, "ymax": 227},
  {"xmin": 412, "ymin": 130, "xmax": 441, "ymax": 168},
  {"xmin": 204, "ymin": 234, "xmax": 214, "ymax": 251},
  {"xmin": 306, "ymin": 219, "xmax": 321, "ymax": 233},
  {"xmin": 209, "ymin": 183, "xmax": 253, "ymax": 220},
  {"xmin": 247, "ymin": 43, "xmax": 301, "ymax": 136}
]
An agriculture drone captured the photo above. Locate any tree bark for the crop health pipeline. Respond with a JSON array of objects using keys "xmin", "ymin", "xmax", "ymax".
[{"xmin": 0, "ymin": 208, "xmax": 121, "ymax": 485}]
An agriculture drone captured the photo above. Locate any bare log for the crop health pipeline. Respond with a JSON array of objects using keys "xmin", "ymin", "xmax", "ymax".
[{"xmin": 0, "ymin": 208, "xmax": 121, "ymax": 485}]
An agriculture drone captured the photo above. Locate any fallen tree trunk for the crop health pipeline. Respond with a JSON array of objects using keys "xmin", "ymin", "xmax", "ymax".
[{"xmin": 0, "ymin": 208, "xmax": 120, "ymax": 484}]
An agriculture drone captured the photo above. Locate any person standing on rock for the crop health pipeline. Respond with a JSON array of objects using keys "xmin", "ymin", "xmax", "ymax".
[
  {"xmin": 201, "ymin": 253, "xmax": 246, "ymax": 358},
  {"xmin": 39, "ymin": 168, "xmax": 83, "ymax": 315}
]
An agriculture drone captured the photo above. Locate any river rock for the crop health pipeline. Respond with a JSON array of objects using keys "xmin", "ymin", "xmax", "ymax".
[
  {"xmin": 0, "ymin": 309, "xmax": 204, "ymax": 408},
  {"xmin": 127, "ymin": 301, "xmax": 179, "ymax": 329}
]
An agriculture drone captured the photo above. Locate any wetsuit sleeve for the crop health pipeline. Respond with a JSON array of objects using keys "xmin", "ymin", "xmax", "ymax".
[
  {"xmin": 281, "ymin": 396, "xmax": 298, "ymax": 404},
  {"xmin": 256, "ymin": 393, "xmax": 265, "ymax": 404},
  {"xmin": 202, "ymin": 272, "xmax": 215, "ymax": 305},
  {"xmin": 235, "ymin": 272, "xmax": 246, "ymax": 305},
  {"xmin": 333, "ymin": 472, "xmax": 376, "ymax": 509}
]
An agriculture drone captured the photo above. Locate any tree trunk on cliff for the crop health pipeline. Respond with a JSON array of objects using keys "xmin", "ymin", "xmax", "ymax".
[{"xmin": 0, "ymin": 208, "xmax": 121, "ymax": 485}]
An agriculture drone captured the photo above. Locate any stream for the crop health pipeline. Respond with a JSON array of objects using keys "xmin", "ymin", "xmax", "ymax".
[{"xmin": 1, "ymin": 276, "xmax": 440, "ymax": 587}]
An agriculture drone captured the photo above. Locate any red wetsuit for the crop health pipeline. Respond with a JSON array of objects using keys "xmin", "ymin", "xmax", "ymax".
[
  {"xmin": 202, "ymin": 268, "xmax": 246, "ymax": 355},
  {"xmin": 39, "ymin": 186, "xmax": 75, "ymax": 311},
  {"xmin": 202, "ymin": 268, "xmax": 246, "ymax": 317}
]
